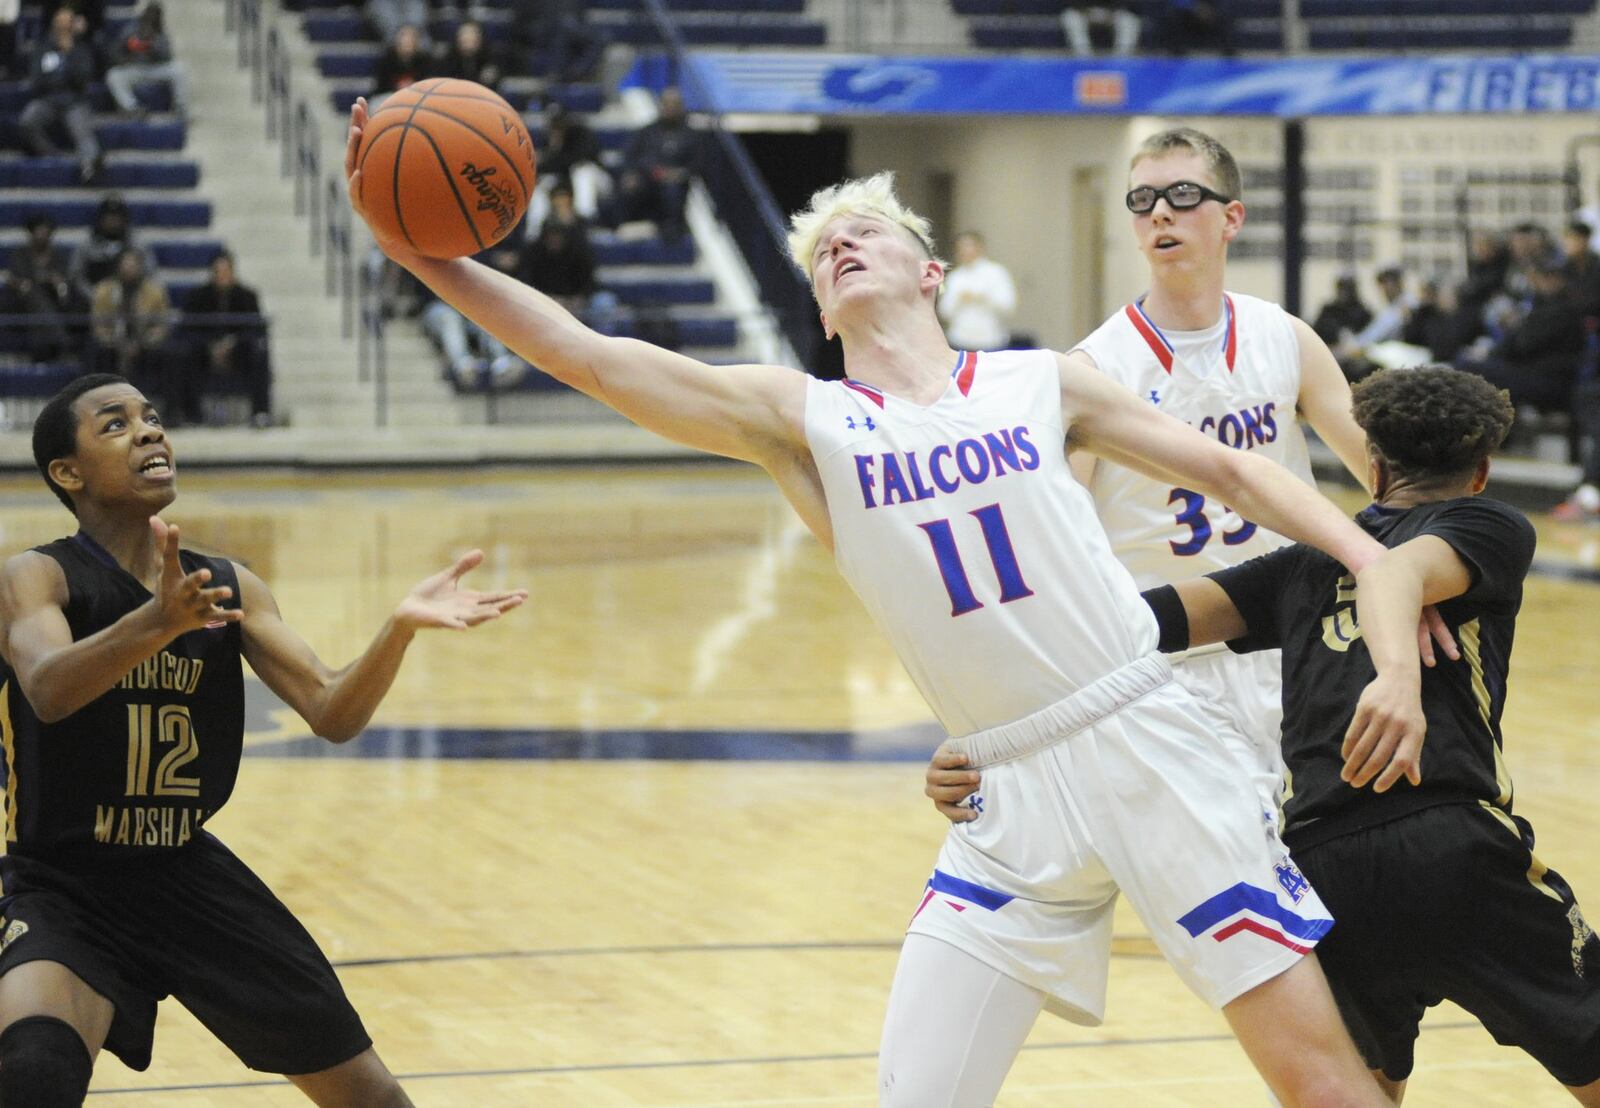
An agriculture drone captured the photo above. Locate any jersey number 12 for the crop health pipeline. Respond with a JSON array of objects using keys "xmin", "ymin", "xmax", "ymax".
[{"xmin": 125, "ymin": 704, "xmax": 203, "ymax": 798}]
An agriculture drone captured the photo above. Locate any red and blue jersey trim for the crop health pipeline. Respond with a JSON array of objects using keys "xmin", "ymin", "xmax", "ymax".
[
  {"xmin": 1125, "ymin": 294, "xmax": 1237, "ymax": 375},
  {"xmin": 842, "ymin": 379, "xmax": 886, "ymax": 408},
  {"xmin": 1177, "ymin": 881, "xmax": 1331, "ymax": 956},
  {"xmin": 951, "ymin": 350, "xmax": 979, "ymax": 396},
  {"xmin": 910, "ymin": 868, "xmax": 1014, "ymax": 924}
]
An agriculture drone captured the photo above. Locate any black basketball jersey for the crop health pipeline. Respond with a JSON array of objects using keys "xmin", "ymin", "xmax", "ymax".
[
  {"xmin": 0, "ymin": 532, "xmax": 245, "ymax": 859},
  {"xmin": 1206, "ymin": 497, "xmax": 1536, "ymax": 852}
]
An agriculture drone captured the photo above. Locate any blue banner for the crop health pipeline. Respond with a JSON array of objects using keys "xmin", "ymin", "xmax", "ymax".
[{"xmin": 625, "ymin": 53, "xmax": 1600, "ymax": 117}]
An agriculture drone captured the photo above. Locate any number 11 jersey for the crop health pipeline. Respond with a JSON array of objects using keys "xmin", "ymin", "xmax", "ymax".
[
  {"xmin": 803, "ymin": 349, "xmax": 1157, "ymax": 737},
  {"xmin": 0, "ymin": 533, "xmax": 245, "ymax": 860}
]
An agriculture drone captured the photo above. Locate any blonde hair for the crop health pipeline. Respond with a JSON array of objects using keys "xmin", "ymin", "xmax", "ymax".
[
  {"xmin": 786, "ymin": 172, "xmax": 941, "ymax": 277},
  {"xmin": 1130, "ymin": 127, "xmax": 1242, "ymax": 202}
]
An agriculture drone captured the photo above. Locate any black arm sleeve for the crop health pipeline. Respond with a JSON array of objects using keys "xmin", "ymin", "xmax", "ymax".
[
  {"xmin": 1421, "ymin": 499, "xmax": 1537, "ymax": 610},
  {"xmin": 1141, "ymin": 585, "xmax": 1189, "ymax": 654},
  {"xmin": 1206, "ymin": 544, "xmax": 1302, "ymax": 654}
]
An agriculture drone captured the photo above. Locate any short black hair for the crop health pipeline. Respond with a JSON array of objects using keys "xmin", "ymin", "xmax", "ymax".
[
  {"xmin": 1568, "ymin": 220, "xmax": 1593, "ymax": 239},
  {"xmin": 1351, "ymin": 367, "xmax": 1513, "ymax": 482},
  {"xmin": 33, "ymin": 373, "xmax": 132, "ymax": 514}
]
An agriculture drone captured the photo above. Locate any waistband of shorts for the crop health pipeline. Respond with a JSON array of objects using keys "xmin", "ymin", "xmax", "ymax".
[{"xmin": 946, "ymin": 653, "xmax": 1173, "ymax": 768}]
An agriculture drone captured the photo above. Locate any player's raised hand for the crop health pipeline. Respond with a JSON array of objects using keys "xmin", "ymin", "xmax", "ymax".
[
  {"xmin": 344, "ymin": 97, "xmax": 424, "ymax": 267},
  {"xmin": 394, "ymin": 549, "xmax": 528, "ymax": 631},
  {"xmin": 148, "ymin": 516, "xmax": 240, "ymax": 634},
  {"xmin": 926, "ymin": 741, "xmax": 983, "ymax": 823},
  {"xmin": 1340, "ymin": 670, "xmax": 1426, "ymax": 793}
]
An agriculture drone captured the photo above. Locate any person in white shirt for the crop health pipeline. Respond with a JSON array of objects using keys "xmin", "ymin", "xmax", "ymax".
[
  {"xmin": 938, "ymin": 230, "xmax": 1017, "ymax": 351},
  {"xmin": 345, "ymin": 94, "xmax": 1410, "ymax": 1107}
]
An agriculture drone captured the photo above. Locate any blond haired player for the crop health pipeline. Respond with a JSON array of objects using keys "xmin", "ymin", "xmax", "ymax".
[{"xmin": 345, "ymin": 99, "xmax": 1407, "ymax": 1106}]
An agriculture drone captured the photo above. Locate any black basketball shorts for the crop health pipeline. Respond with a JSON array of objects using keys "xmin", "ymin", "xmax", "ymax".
[
  {"xmin": 1295, "ymin": 802, "xmax": 1600, "ymax": 1086},
  {"xmin": 0, "ymin": 832, "xmax": 371, "ymax": 1074}
]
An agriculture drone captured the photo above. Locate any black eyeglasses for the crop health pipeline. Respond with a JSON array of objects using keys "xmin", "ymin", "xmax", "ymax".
[{"xmin": 1125, "ymin": 181, "xmax": 1233, "ymax": 214}]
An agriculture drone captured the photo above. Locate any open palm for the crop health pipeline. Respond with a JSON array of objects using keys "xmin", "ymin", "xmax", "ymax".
[{"xmin": 395, "ymin": 550, "xmax": 527, "ymax": 631}]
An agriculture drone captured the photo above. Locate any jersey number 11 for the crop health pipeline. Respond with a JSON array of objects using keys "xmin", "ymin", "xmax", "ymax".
[{"xmin": 918, "ymin": 503, "xmax": 1034, "ymax": 617}]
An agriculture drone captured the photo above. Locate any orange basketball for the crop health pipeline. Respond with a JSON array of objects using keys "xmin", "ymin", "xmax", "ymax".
[{"xmin": 356, "ymin": 78, "xmax": 537, "ymax": 259}]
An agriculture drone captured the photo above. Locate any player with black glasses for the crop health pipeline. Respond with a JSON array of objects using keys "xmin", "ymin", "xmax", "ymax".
[{"xmin": 1125, "ymin": 180, "xmax": 1233, "ymax": 213}]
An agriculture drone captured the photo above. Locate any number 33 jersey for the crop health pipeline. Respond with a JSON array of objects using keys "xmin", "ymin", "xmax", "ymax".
[
  {"xmin": 803, "ymin": 349, "xmax": 1157, "ymax": 737},
  {"xmin": 1074, "ymin": 292, "xmax": 1312, "ymax": 591},
  {"xmin": 0, "ymin": 533, "xmax": 245, "ymax": 859}
]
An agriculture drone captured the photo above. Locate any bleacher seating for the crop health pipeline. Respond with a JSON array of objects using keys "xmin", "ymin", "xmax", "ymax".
[{"xmin": 952, "ymin": 0, "xmax": 1595, "ymax": 53}]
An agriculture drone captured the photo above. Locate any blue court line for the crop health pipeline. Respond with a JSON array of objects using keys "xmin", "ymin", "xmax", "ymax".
[
  {"xmin": 1532, "ymin": 558, "xmax": 1600, "ymax": 584},
  {"xmin": 86, "ymin": 1022, "xmax": 1483, "ymax": 1096}
]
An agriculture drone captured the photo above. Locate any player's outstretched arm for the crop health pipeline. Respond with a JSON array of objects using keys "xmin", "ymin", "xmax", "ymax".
[
  {"xmin": 238, "ymin": 551, "xmax": 527, "ymax": 743},
  {"xmin": 0, "ymin": 518, "xmax": 241, "ymax": 722},
  {"xmin": 1340, "ymin": 536, "xmax": 1474, "ymax": 792},
  {"xmin": 344, "ymin": 99, "xmax": 805, "ymax": 467},
  {"xmin": 1058, "ymin": 351, "xmax": 1384, "ymax": 575},
  {"xmin": 1291, "ymin": 316, "xmax": 1370, "ymax": 492}
]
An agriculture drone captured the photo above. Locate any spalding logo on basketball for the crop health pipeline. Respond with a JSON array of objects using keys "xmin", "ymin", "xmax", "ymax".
[{"xmin": 356, "ymin": 78, "xmax": 538, "ymax": 259}]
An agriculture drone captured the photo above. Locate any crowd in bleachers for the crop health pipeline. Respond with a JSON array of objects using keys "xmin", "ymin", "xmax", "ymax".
[{"xmin": 1312, "ymin": 219, "xmax": 1600, "ymax": 519}]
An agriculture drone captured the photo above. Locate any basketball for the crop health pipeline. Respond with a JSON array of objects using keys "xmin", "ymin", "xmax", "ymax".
[{"xmin": 355, "ymin": 78, "xmax": 537, "ymax": 259}]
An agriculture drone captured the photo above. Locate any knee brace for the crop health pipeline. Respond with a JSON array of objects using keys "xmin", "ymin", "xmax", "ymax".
[{"xmin": 0, "ymin": 1016, "xmax": 92, "ymax": 1108}]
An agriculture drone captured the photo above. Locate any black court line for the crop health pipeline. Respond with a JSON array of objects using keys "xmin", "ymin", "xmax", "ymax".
[
  {"xmin": 328, "ymin": 936, "xmax": 1165, "ymax": 971},
  {"xmin": 87, "ymin": 1021, "xmax": 1484, "ymax": 1096},
  {"xmin": 1532, "ymin": 558, "xmax": 1600, "ymax": 584}
]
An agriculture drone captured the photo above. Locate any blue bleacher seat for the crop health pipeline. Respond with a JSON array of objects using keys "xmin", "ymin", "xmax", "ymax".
[
  {"xmin": 590, "ymin": 233, "xmax": 695, "ymax": 267},
  {"xmin": 606, "ymin": 277, "xmax": 715, "ymax": 307},
  {"xmin": 1309, "ymin": 23, "xmax": 1573, "ymax": 49},
  {"xmin": 0, "ymin": 157, "xmax": 198, "ymax": 190},
  {"xmin": 0, "ymin": 363, "xmax": 79, "ymax": 398},
  {"xmin": 591, "ymin": 12, "xmax": 827, "ymax": 47},
  {"xmin": 588, "ymin": 0, "xmax": 807, "ymax": 9},
  {"xmin": 1303, "ymin": 0, "xmax": 1591, "ymax": 13},
  {"xmin": 0, "ymin": 197, "xmax": 210, "ymax": 228}
]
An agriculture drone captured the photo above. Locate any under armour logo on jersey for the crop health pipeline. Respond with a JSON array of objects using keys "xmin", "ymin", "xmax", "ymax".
[
  {"xmin": 965, "ymin": 794, "xmax": 984, "ymax": 816},
  {"xmin": 846, "ymin": 415, "xmax": 876, "ymax": 431},
  {"xmin": 1274, "ymin": 858, "xmax": 1310, "ymax": 904},
  {"xmin": 1148, "ymin": 389, "xmax": 1162, "ymax": 405}
]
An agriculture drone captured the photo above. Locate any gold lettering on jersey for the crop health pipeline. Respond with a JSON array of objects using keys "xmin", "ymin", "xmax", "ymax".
[
  {"xmin": 1320, "ymin": 573, "xmax": 1363, "ymax": 652},
  {"xmin": 116, "ymin": 652, "xmax": 204, "ymax": 694},
  {"xmin": 94, "ymin": 804, "xmax": 208, "ymax": 847},
  {"xmin": 1571, "ymin": 905, "xmax": 1595, "ymax": 978},
  {"xmin": 0, "ymin": 918, "xmax": 27, "ymax": 955},
  {"xmin": 124, "ymin": 704, "xmax": 202, "ymax": 799}
]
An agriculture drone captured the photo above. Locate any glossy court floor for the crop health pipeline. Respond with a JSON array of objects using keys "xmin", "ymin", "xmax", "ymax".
[{"xmin": 0, "ymin": 463, "xmax": 1597, "ymax": 1107}]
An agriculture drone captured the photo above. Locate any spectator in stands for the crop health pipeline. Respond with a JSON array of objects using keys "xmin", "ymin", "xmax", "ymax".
[
  {"xmin": 0, "ymin": 0, "xmax": 20, "ymax": 79},
  {"xmin": 937, "ymin": 231, "xmax": 1017, "ymax": 352},
  {"xmin": 1554, "ymin": 382, "xmax": 1600, "ymax": 520},
  {"xmin": 1060, "ymin": 2, "xmax": 1142, "ymax": 57},
  {"xmin": 519, "ymin": 183, "xmax": 601, "ymax": 315},
  {"xmin": 71, "ymin": 194, "xmax": 153, "ymax": 296},
  {"xmin": 432, "ymin": 19, "xmax": 500, "ymax": 89},
  {"xmin": 1562, "ymin": 221, "xmax": 1600, "ymax": 320},
  {"xmin": 19, "ymin": 6, "xmax": 103, "ymax": 184},
  {"xmin": 90, "ymin": 247, "xmax": 178, "ymax": 416},
  {"xmin": 3, "ymin": 212, "xmax": 88, "ymax": 362},
  {"xmin": 182, "ymin": 251, "xmax": 273, "ymax": 427},
  {"xmin": 1311, "ymin": 274, "xmax": 1372, "ymax": 349},
  {"xmin": 1406, "ymin": 280, "xmax": 1478, "ymax": 363},
  {"xmin": 1150, "ymin": 0, "xmax": 1234, "ymax": 56},
  {"xmin": 508, "ymin": 0, "xmax": 605, "ymax": 84},
  {"xmin": 613, "ymin": 86, "xmax": 702, "ymax": 244},
  {"xmin": 365, "ymin": 0, "xmax": 429, "ymax": 50},
  {"xmin": 1459, "ymin": 262, "xmax": 1585, "ymax": 415},
  {"xmin": 372, "ymin": 23, "xmax": 429, "ymax": 105},
  {"xmin": 1351, "ymin": 265, "xmax": 1414, "ymax": 348},
  {"xmin": 527, "ymin": 106, "xmax": 612, "ymax": 231},
  {"xmin": 104, "ymin": 2, "xmax": 189, "ymax": 120},
  {"xmin": 1460, "ymin": 229, "xmax": 1510, "ymax": 324}
]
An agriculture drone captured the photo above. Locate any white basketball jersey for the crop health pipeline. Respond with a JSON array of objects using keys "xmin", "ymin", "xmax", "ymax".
[
  {"xmin": 803, "ymin": 349, "xmax": 1158, "ymax": 737},
  {"xmin": 1074, "ymin": 293, "xmax": 1312, "ymax": 591}
]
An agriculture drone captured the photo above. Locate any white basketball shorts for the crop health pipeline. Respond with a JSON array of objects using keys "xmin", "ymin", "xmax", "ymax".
[
  {"xmin": 910, "ymin": 653, "xmax": 1328, "ymax": 1025},
  {"xmin": 1173, "ymin": 645, "xmax": 1287, "ymax": 818}
]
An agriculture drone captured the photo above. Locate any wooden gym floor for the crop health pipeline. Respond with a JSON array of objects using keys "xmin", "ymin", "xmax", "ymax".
[{"xmin": 0, "ymin": 463, "xmax": 1595, "ymax": 1107}]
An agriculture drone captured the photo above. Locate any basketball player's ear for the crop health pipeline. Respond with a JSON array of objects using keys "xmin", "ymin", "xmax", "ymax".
[
  {"xmin": 1367, "ymin": 447, "xmax": 1389, "ymax": 501},
  {"xmin": 819, "ymin": 310, "xmax": 836, "ymax": 341},
  {"xmin": 1470, "ymin": 455, "xmax": 1490, "ymax": 494},
  {"xmin": 48, "ymin": 457, "xmax": 84, "ymax": 499},
  {"xmin": 920, "ymin": 257, "xmax": 945, "ymax": 296},
  {"xmin": 1220, "ymin": 199, "xmax": 1246, "ymax": 243}
]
